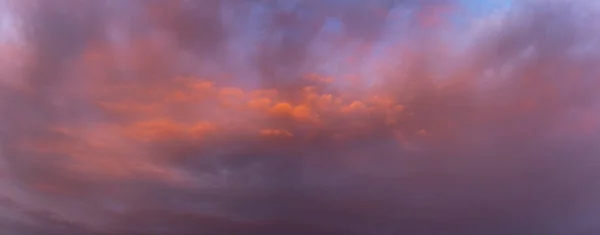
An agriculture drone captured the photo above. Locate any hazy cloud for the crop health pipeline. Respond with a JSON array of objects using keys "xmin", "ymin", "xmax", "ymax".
[{"xmin": 1, "ymin": 0, "xmax": 600, "ymax": 234}]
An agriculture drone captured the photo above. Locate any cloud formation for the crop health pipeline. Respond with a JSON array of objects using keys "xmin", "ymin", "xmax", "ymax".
[{"xmin": 1, "ymin": 0, "xmax": 600, "ymax": 234}]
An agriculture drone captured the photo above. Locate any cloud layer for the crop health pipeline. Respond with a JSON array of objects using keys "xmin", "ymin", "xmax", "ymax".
[{"xmin": 1, "ymin": 0, "xmax": 600, "ymax": 234}]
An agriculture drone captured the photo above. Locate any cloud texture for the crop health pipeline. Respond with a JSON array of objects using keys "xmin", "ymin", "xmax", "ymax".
[{"xmin": 1, "ymin": 0, "xmax": 600, "ymax": 234}]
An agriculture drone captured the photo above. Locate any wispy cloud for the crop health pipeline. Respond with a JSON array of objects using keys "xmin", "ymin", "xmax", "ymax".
[{"xmin": 1, "ymin": 0, "xmax": 600, "ymax": 234}]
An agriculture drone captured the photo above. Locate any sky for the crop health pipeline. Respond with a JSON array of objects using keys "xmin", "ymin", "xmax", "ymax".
[{"xmin": 1, "ymin": 0, "xmax": 600, "ymax": 234}]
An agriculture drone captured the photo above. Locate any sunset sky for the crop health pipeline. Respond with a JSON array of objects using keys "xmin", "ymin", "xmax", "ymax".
[{"xmin": 1, "ymin": 0, "xmax": 600, "ymax": 234}]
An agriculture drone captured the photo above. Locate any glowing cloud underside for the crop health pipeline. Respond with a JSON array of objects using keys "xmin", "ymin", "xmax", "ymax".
[{"xmin": 1, "ymin": 0, "xmax": 600, "ymax": 234}]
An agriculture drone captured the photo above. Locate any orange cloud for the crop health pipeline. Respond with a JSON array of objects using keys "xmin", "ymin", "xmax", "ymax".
[
  {"xmin": 125, "ymin": 119, "xmax": 186, "ymax": 142},
  {"xmin": 260, "ymin": 129, "xmax": 293, "ymax": 137},
  {"xmin": 250, "ymin": 89, "xmax": 279, "ymax": 99},
  {"xmin": 292, "ymin": 105, "xmax": 313, "ymax": 121},
  {"xmin": 341, "ymin": 101, "xmax": 366, "ymax": 113},
  {"xmin": 189, "ymin": 122, "xmax": 218, "ymax": 136},
  {"xmin": 98, "ymin": 101, "xmax": 160, "ymax": 115},
  {"xmin": 125, "ymin": 119, "xmax": 218, "ymax": 142},
  {"xmin": 192, "ymin": 81, "xmax": 215, "ymax": 90},
  {"xmin": 269, "ymin": 102, "xmax": 294, "ymax": 116},
  {"xmin": 247, "ymin": 97, "xmax": 273, "ymax": 110},
  {"xmin": 4, "ymin": 2, "xmax": 600, "ymax": 234},
  {"xmin": 166, "ymin": 90, "xmax": 190, "ymax": 102}
]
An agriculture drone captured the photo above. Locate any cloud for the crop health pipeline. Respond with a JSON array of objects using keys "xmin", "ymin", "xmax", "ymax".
[{"xmin": 1, "ymin": 0, "xmax": 600, "ymax": 234}]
